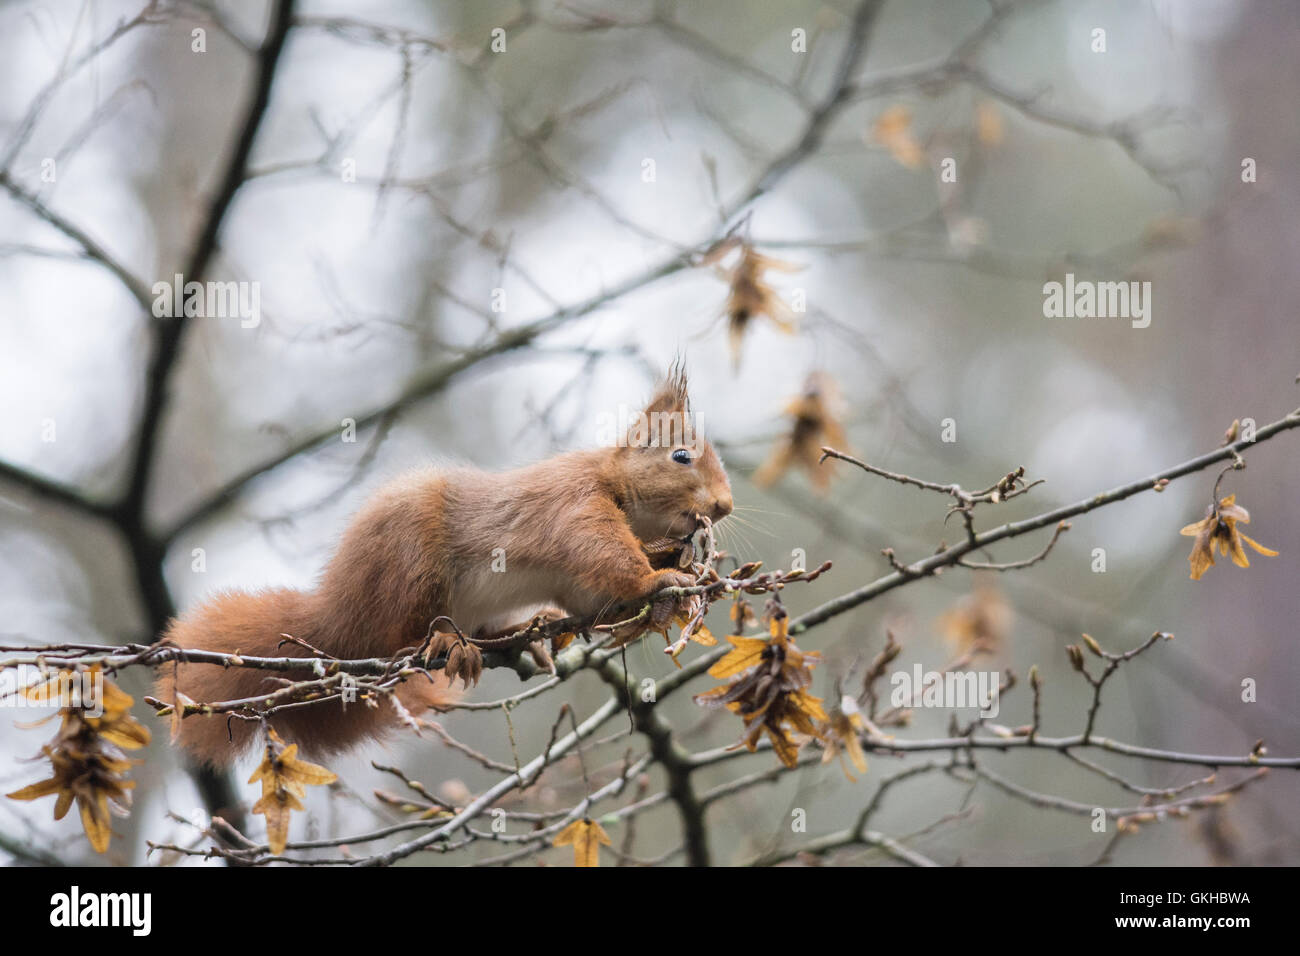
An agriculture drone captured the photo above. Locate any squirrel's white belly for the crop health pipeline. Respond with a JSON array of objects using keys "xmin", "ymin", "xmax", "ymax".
[{"xmin": 448, "ymin": 561, "xmax": 569, "ymax": 635}]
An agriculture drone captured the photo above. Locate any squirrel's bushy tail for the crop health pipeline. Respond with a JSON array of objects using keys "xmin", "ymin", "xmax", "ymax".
[{"xmin": 154, "ymin": 588, "xmax": 454, "ymax": 768}]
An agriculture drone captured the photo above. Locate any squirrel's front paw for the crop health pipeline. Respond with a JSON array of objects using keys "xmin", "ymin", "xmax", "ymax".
[
  {"xmin": 609, "ymin": 571, "xmax": 699, "ymax": 645},
  {"xmin": 647, "ymin": 570, "xmax": 700, "ymax": 632}
]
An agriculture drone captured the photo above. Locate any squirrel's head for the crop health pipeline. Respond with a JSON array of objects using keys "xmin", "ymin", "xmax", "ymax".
[{"xmin": 614, "ymin": 365, "xmax": 733, "ymax": 540}]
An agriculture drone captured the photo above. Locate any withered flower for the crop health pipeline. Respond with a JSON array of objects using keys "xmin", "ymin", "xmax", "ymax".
[
  {"xmin": 553, "ymin": 817, "xmax": 613, "ymax": 867},
  {"xmin": 1180, "ymin": 494, "xmax": 1278, "ymax": 581},
  {"xmin": 821, "ymin": 695, "xmax": 868, "ymax": 781},
  {"xmin": 753, "ymin": 372, "xmax": 848, "ymax": 493},
  {"xmin": 694, "ymin": 609, "xmax": 827, "ymax": 767},
  {"xmin": 248, "ymin": 729, "xmax": 337, "ymax": 855},
  {"xmin": 938, "ymin": 581, "xmax": 1012, "ymax": 658},
  {"xmin": 6, "ymin": 665, "xmax": 150, "ymax": 854},
  {"xmin": 702, "ymin": 238, "xmax": 803, "ymax": 370},
  {"xmin": 729, "ymin": 597, "xmax": 757, "ymax": 634},
  {"xmin": 870, "ymin": 104, "xmax": 925, "ymax": 168},
  {"xmin": 975, "ymin": 100, "xmax": 1003, "ymax": 146},
  {"xmin": 423, "ymin": 630, "xmax": 483, "ymax": 688}
]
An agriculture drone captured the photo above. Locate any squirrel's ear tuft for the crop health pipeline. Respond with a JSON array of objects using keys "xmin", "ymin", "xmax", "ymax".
[{"xmin": 643, "ymin": 359, "xmax": 690, "ymax": 417}]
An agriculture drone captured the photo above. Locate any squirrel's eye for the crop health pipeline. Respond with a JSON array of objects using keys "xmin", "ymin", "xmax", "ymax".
[{"xmin": 671, "ymin": 448, "xmax": 692, "ymax": 465}]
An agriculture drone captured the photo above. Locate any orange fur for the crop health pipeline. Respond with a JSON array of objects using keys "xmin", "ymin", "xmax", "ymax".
[{"xmin": 156, "ymin": 373, "xmax": 732, "ymax": 767}]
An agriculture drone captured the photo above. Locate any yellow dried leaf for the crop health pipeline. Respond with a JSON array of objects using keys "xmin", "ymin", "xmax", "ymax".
[
  {"xmin": 79, "ymin": 794, "xmax": 112, "ymax": 854},
  {"xmin": 553, "ymin": 817, "xmax": 612, "ymax": 867},
  {"xmin": 767, "ymin": 727, "xmax": 800, "ymax": 768},
  {"xmin": 788, "ymin": 690, "xmax": 828, "ymax": 725},
  {"xmin": 6, "ymin": 777, "xmax": 64, "ymax": 802},
  {"xmin": 708, "ymin": 636, "xmax": 769, "ymax": 679}
]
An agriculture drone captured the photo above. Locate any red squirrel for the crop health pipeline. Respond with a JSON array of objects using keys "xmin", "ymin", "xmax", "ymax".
[{"xmin": 156, "ymin": 369, "xmax": 733, "ymax": 766}]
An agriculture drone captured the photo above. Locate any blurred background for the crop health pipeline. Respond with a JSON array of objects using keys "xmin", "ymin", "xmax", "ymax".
[{"xmin": 1, "ymin": 0, "xmax": 1297, "ymax": 865}]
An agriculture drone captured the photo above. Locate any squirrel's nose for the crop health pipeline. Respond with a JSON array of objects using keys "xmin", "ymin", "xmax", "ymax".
[{"xmin": 711, "ymin": 496, "xmax": 733, "ymax": 520}]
